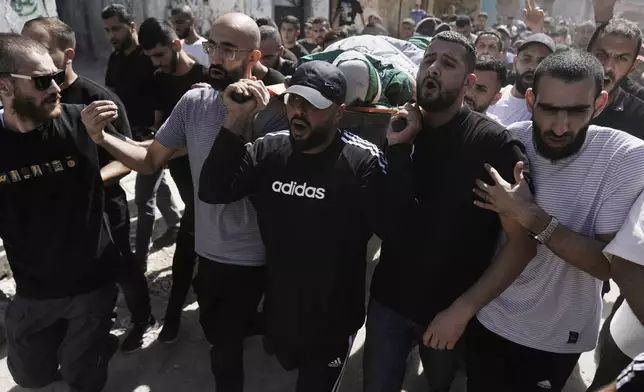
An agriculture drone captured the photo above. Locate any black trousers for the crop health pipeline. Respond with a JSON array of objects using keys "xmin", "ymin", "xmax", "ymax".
[
  {"xmin": 163, "ymin": 202, "xmax": 196, "ymax": 320},
  {"xmin": 587, "ymin": 300, "xmax": 632, "ymax": 391},
  {"xmin": 106, "ymin": 190, "xmax": 151, "ymax": 325},
  {"xmin": 466, "ymin": 318, "xmax": 580, "ymax": 392},
  {"xmin": 6, "ymin": 284, "xmax": 117, "ymax": 392},
  {"xmin": 193, "ymin": 258, "xmax": 265, "ymax": 392}
]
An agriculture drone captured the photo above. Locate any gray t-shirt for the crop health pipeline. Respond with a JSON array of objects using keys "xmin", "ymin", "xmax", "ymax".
[
  {"xmin": 478, "ymin": 121, "xmax": 644, "ymax": 354},
  {"xmin": 155, "ymin": 87, "xmax": 265, "ymax": 266}
]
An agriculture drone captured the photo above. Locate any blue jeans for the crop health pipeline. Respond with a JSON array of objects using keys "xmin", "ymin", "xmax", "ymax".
[{"xmin": 363, "ymin": 300, "xmax": 463, "ymax": 392}]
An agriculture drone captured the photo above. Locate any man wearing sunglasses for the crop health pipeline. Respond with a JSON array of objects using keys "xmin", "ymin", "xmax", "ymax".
[
  {"xmin": 80, "ymin": 13, "xmax": 274, "ymax": 391},
  {"xmin": 21, "ymin": 16, "xmax": 155, "ymax": 355},
  {"xmin": 0, "ymin": 33, "xmax": 118, "ymax": 392}
]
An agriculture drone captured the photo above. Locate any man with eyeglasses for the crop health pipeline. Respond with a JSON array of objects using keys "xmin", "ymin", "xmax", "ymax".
[
  {"xmin": 0, "ymin": 33, "xmax": 118, "ymax": 392},
  {"xmin": 21, "ymin": 15, "xmax": 155, "ymax": 356},
  {"xmin": 79, "ymin": 13, "xmax": 271, "ymax": 392}
]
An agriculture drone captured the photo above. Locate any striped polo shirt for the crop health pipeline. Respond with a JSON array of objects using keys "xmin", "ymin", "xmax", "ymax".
[
  {"xmin": 155, "ymin": 87, "xmax": 265, "ymax": 266},
  {"xmin": 477, "ymin": 121, "xmax": 644, "ymax": 354}
]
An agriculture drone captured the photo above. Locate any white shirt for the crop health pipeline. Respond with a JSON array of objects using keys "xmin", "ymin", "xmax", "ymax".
[
  {"xmin": 605, "ymin": 190, "xmax": 644, "ymax": 359},
  {"xmin": 181, "ymin": 37, "xmax": 209, "ymax": 67},
  {"xmin": 477, "ymin": 121, "xmax": 644, "ymax": 354},
  {"xmin": 486, "ymin": 85, "xmax": 532, "ymax": 126}
]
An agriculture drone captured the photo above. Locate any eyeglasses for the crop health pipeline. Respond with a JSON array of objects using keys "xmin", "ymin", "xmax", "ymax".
[
  {"xmin": 202, "ymin": 42, "xmax": 253, "ymax": 61},
  {"xmin": 3, "ymin": 70, "xmax": 65, "ymax": 91}
]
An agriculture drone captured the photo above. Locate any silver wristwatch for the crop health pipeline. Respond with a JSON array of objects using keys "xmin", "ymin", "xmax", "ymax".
[{"xmin": 533, "ymin": 216, "xmax": 559, "ymax": 244}]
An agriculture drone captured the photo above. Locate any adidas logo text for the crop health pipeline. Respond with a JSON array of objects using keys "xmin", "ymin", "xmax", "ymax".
[{"xmin": 271, "ymin": 181, "xmax": 326, "ymax": 200}]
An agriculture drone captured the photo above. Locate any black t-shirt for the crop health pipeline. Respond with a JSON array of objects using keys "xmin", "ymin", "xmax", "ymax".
[
  {"xmin": 621, "ymin": 77, "xmax": 644, "ymax": 101},
  {"xmin": 277, "ymin": 59, "xmax": 297, "ymax": 76},
  {"xmin": 200, "ymin": 128, "xmax": 385, "ymax": 351},
  {"xmin": 0, "ymin": 104, "xmax": 118, "ymax": 299},
  {"xmin": 261, "ymin": 67, "xmax": 286, "ymax": 85},
  {"xmin": 371, "ymin": 106, "xmax": 531, "ymax": 325},
  {"xmin": 153, "ymin": 63, "xmax": 211, "ymax": 205},
  {"xmin": 593, "ymin": 87, "xmax": 644, "ymax": 140},
  {"xmin": 336, "ymin": 0, "xmax": 363, "ymax": 26},
  {"xmin": 287, "ymin": 43, "xmax": 310, "ymax": 59},
  {"xmin": 60, "ymin": 76, "xmax": 132, "ymax": 232},
  {"xmin": 282, "ymin": 48, "xmax": 298, "ymax": 63},
  {"xmin": 105, "ymin": 46, "xmax": 156, "ymax": 130},
  {"xmin": 298, "ymin": 39, "xmax": 320, "ymax": 54}
]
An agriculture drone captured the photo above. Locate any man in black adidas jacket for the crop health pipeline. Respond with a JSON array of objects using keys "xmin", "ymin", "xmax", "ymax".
[{"xmin": 199, "ymin": 60, "xmax": 387, "ymax": 392}]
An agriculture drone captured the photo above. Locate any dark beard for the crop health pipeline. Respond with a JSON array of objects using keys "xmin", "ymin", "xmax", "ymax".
[
  {"xmin": 417, "ymin": 84, "xmax": 461, "ymax": 112},
  {"xmin": 289, "ymin": 117, "xmax": 336, "ymax": 152},
  {"xmin": 533, "ymin": 120, "xmax": 589, "ymax": 162},
  {"xmin": 209, "ymin": 63, "xmax": 246, "ymax": 91},
  {"xmin": 119, "ymin": 32, "xmax": 133, "ymax": 53},
  {"xmin": 12, "ymin": 88, "xmax": 61, "ymax": 123},
  {"xmin": 514, "ymin": 71, "xmax": 533, "ymax": 96}
]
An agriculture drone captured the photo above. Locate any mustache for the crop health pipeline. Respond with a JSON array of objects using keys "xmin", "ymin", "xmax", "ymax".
[
  {"xmin": 290, "ymin": 116, "xmax": 311, "ymax": 127},
  {"xmin": 521, "ymin": 71, "xmax": 534, "ymax": 79},
  {"xmin": 42, "ymin": 94, "xmax": 60, "ymax": 104},
  {"xmin": 209, "ymin": 65, "xmax": 228, "ymax": 75}
]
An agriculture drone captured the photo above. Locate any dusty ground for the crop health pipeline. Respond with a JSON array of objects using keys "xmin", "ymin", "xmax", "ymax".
[
  {"xmin": 0, "ymin": 171, "xmax": 617, "ymax": 392},
  {"xmin": 0, "ymin": 61, "xmax": 616, "ymax": 392}
]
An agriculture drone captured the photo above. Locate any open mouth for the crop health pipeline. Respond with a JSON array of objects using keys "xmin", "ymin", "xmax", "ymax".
[
  {"xmin": 523, "ymin": 74, "xmax": 534, "ymax": 83},
  {"xmin": 603, "ymin": 77, "xmax": 612, "ymax": 87},
  {"xmin": 424, "ymin": 79, "xmax": 439, "ymax": 90},
  {"xmin": 291, "ymin": 119, "xmax": 310, "ymax": 133},
  {"xmin": 209, "ymin": 68, "xmax": 225, "ymax": 79}
]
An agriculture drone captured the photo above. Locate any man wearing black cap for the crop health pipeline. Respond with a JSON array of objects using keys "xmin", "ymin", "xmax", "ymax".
[
  {"xmin": 199, "ymin": 60, "xmax": 387, "ymax": 392},
  {"xmin": 487, "ymin": 33, "xmax": 555, "ymax": 126}
]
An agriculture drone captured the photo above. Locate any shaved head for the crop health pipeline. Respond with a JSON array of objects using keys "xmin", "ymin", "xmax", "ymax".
[{"xmin": 211, "ymin": 13, "xmax": 261, "ymax": 50}]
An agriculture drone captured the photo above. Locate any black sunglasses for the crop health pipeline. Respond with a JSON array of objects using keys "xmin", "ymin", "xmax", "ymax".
[{"xmin": 5, "ymin": 70, "xmax": 66, "ymax": 91}]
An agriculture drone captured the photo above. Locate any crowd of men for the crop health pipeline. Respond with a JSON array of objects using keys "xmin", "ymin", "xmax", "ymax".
[{"xmin": 0, "ymin": 0, "xmax": 644, "ymax": 391}]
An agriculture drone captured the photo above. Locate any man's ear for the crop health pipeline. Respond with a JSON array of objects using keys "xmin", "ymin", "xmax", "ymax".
[
  {"xmin": 64, "ymin": 48, "xmax": 75, "ymax": 64},
  {"xmin": 491, "ymin": 90, "xmax": 502, "ymax": 106},
  {"xmin": 525, "ymin": 88, "xmax": 535, "ymax": 114},
  {"xmin": 0, "ymin": 78, "xmax": 13, "ymax": 99},
  {"xmin": 278, "ymin": 46, "xmax": 285, "ymax": 57},
  {"xmin": 130, "ymin": 22, "xmax": 137, "ymax": 34},
  {"xmin": 244, "ymin": 50, "xmax": 262, "ymax": 79},
  {"xmin": 172, "ymin": 39, "xmax": 182, "ymax": 53},
  {"xmin": 593, "ymin": 90, "xmax": 609, "ymax": 119},
  {"xmin": 464, "ymin": 73, "xmax": 477, "ymax": 90},
  {"xmin": 335, "ymin": 103, "xmax": 346, "ymax": 122}
]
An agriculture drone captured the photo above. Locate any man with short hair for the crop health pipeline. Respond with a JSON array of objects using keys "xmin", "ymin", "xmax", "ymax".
[
  {"xmin": 400, "ymin": 18, "xmax": 416, "ymax": 41},
  {"xmin": 280, "ymin": 16, "xmax": 309, "ymax": 59},
  {"xmin": 138, "ymin": 17, "xmax": 213, "ymax": 344},
  {"xmin": 487, "ymin": 33, "xmax": 555, "ymax": 126},
  {"xmin": 200, "ymin": 60, "xmax": 387, "ymax": 392},
  {"xmin": 475, "ymin": 29, "xmax": 505, "ymax": 61},
  {"xmin": 22, "ymin": 16, "xmax": 154, "ymax": 354},
  {"xmin": 309, "ymin": 17, "xmax": 330, "ymax": 53},
  {"xmin": 465, "ymin": 55, "xmax": 507, "ymax": 118},
  {"xmin": 573, "ymin": 21, "xmax": 595, "ymax": 49},
  {"xmin": 468, "ymin": 49, "xmax": 644, "ymax": 392},
  {"xmin": 0, "ymin": 33, "xmax": 118, "ymax": 392},
  {"xmin": 80, "ymin": 13, "xmax": 270, "ymax": 391},
  {"xmin": 170, "ymin": 5, "xmax": 209, "ymax": 67},
  {"xmin": 298, "ymin": 20, "xmax": 319, "ymax": 53},
  {"xmin": 364, "ymin": 31, "xmax": 534, "ymax": 392},
  {"xmin": 475, "ymin": 12, "xmax": 488, "ymax": 33},
  {"xmin": 455, "ymin": 14, "xmax": 476, "ymax": 42},
  {"xmin": 102, "ymin": 3, "xmax": 183, "ymax": 269},
  {"xmin": 588, "ymin": 18, "xmax": 644, "ymax": 138},
  {"xmin": 260, "ymin": 25, "xmax": 296, "ymax": 76}
]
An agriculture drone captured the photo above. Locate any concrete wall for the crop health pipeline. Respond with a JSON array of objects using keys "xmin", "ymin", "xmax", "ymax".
[{"xmin": 0, "ymin": 0, "xmax": 58, "ymax": 33}]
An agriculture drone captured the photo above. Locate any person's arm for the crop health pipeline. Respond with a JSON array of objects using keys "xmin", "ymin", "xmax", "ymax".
[
  {"xmin": 199, "ymin": 78, "xmax": 270, "ymax": 204},
  {"xmin": 613, "ymin": 257, "xmax": 644, "ymax": 323},
  {"xmin": 101, "ymin": 160, "xmax": 131, "ymax": 185},
  {"xmin": 198, "ymin": 128, "xmax": 260, "ymax": 204},
  {"xmin": 475, "ymin": 145, "xmax": 644, "ymax": 281},
  {"xmin": 593, "ymin": 0, "xmax": 617, "ymax": 24}
]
